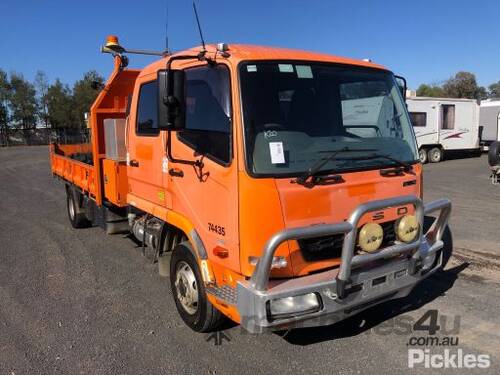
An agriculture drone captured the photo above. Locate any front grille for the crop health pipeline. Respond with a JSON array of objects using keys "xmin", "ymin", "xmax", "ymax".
[
  {"xmin": 298, "ymin": 220, "xmax": 397, "ymax": 261},
  {"xmin": 298, "ymin": 234, "xmax": 344, "ymax": 261},
  {"xmin": 380, "ymin": 220, "xmax": 396, "ymax": 247}
]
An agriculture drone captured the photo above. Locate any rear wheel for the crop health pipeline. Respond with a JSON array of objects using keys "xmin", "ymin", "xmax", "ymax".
[
  {"xmin": 170, "ymin": 242, "xmax": 225, "ymax": 332},
  {"xmin": 428, "ymin": 147, "xmax": 443, "ymax": 163},
  {"xmin": 418, "ymin": 148, "xmax": 428, "ymax": 164},
  {"xmin": 66, "ymin": 189, "xmax": 90, "ymax": 228}
]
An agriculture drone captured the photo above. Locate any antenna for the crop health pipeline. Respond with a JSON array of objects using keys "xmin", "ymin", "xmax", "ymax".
[
  {"xmin": 165, "ymin": 0, "xmax": 169, "ymax": 52},
  {"xmin": 192, "ymin": 2, "xmax": 206, "ymax": 52}
]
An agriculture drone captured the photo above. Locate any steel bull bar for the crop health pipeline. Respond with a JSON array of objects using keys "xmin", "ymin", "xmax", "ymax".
[{"xmin": 237, "ymin": 195, "xmax": 451, "ymax": 333}]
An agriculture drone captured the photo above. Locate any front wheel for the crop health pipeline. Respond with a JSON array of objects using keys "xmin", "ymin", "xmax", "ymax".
[
  {"xmin": 428, "ymin": 147, "xmax": 443, "ymax": 163},
  {"xmin": 170, "ymin": 242, "xmax": 225, "ymax": 332}
]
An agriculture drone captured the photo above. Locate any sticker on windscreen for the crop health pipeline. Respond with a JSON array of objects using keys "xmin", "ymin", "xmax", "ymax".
[
  {"xmin": 269, "ymin": 142, "xmax": 285, "ymax": 164},
  {"xmin": 278, "ymin": 64, "xmax": 294, "ymax": 73},
  {"xmin": 247, "ymin": 65, "xmax": 257, "ymax": 72},
  {"xmin": 296, "ymin": 65, "xmax": 313, "ymax": 79}
]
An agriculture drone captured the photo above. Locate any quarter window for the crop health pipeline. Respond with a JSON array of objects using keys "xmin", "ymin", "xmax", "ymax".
[{"xmin": 136, "ymin": 80, "xmax": 159, "ymax": 135}]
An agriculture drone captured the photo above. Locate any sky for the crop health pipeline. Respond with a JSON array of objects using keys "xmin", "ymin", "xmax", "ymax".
[{"xmin": 1, "ymin": 0, "xmax": 499, "ymax": 90}]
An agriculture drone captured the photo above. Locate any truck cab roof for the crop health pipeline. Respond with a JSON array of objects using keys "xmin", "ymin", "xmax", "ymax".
[{"xmin": 139, "ymin": 44, "xmax": 388, "ymax": 78}]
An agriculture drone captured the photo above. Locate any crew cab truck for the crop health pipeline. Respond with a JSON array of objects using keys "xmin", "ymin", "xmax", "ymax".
[{"xmin": 50, "ymin": 36, "xmax": 451, "ymax": 333}]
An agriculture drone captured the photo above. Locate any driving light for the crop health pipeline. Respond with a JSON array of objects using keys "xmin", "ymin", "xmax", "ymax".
[
  {"xmin": 358, "ymin": 223, "xmax": 383, "ymax": 252},
  {"xmin": 268, "ymin": 293, "xmax": 320, "ymax": 319},
  {"xmin": 395, "ymin": 215, "xmax": 419, "ymax": 243}
]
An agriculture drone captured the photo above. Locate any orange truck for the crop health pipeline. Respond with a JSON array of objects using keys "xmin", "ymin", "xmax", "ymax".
[{"xmin": 50, "ymin": 36, "xmax": 451, "ymax": 334}]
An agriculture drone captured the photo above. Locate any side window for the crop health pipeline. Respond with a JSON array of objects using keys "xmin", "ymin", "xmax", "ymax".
[
  {"xmin": 441, "ymin": 104, "xmax": 455, "ymax": 130},
  {"xmin": 410, "ymin": 112, "xmax": 427, "ymax": 127},
  {"xmin": 178, "ymin": 65, "xmax": 232, "ymax": 164},
  {"xmin": 136, "ymin": 80, "xmax": 159, "ymax": 135}
]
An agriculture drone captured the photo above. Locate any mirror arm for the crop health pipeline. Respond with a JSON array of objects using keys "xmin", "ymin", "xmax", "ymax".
[
  {"xmin": 163, "ymin": 53, "xmax": 210, "ymax": 168},
  {"xmin": 166, "ymin": 130, "xmax": 203, "ymax": 168}
]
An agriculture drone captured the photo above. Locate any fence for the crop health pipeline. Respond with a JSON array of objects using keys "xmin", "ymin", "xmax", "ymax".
[{"xmin": 0, "ymin": 128, "xmax": 90, "ymax": 146}]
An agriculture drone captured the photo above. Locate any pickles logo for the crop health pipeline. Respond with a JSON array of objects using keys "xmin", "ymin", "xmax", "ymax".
[{"xmin": 408, "ymin": 349, "xmax": 490, "ymax": 369}]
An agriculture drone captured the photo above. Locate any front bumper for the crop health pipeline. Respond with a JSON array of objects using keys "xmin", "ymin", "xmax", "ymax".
[{"xmin": 237, "ymin": 195, "xmax": 451, "ymax": 333}]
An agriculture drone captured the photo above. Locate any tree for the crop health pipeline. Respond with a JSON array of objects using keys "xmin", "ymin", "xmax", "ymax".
[
  {"xmin": 72, "ymin": 70, "xmax": 104, "ymax": 129},
  {"xmin": 34, "ymin": 70, "xmax": 50, "ymax": 128},
  {"xmin": 416, "ymin": 84, "xmax": 445, "ymax": 98},
  {"xmin": 46, "ymin": 79, "xmax": 75, "ymax": 129},
  {"xmin": 488, "ymin": 82, "xmax": 500, "ymax": 99},
  {"xmin": 8, "ymin": 73, "xmax": 38, "ymax": 144},
  {"xmin": 442, "ymin": 71, "xmax": 486, "ymax": 100},
  {"xmin": 0, "ymin": 69, "xmax": 10, "ymax": 145}
]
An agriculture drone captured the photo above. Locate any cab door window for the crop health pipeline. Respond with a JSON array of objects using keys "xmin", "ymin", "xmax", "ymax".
[
  {"xmin": 178, "ymin": 65, "xmax": 232, "ymax": 164},
  {"xmin": 136, "ymin": 80, "xmax": 159, "ymax": 135}
]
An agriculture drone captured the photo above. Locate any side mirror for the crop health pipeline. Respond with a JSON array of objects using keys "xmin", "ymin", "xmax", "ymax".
[
  {"xmin": 395, "ymin": 75, "xmax": 407, "ymax": 101},
  {"xmin": 158, "ymin": 69, "xmax": 186, "ymax": 130}
]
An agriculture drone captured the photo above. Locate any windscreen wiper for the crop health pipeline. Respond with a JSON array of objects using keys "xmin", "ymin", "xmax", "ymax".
[
  {"xmin": 344, "ymin": 153, "xmax": 414, "ymax": 175},
  {"xmin": 370, "ymin": 154, "xmax": 413, "ymax": 171},
  {"xmin": 294, "ymin": 147, "xmax": 378, "ymax": 186}
]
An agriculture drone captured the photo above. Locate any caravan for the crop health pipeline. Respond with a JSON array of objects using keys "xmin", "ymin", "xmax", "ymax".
[
  {"xmin": 479, "ymin": 100, "xmax": 500, "ymax": 146},
  {"xmin": 407, "ymin": 97, "xmax": 480, "ymax": 163}
]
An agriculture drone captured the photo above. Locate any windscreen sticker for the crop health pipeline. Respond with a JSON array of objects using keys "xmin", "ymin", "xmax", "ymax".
[
  {"xmin": 269, "ymin": 142, "xmax": 285, "ymax": 164},
  {"xmin": 247, "ymin": 65, "xmax": 257, "ymax": 72},
  {"xmin": 296, "ymin": 65, "xmax": 313, "ymax": 79},
  {"xmin": 278, "ymin": 64, "xmax": 294, "ymax": 73}
]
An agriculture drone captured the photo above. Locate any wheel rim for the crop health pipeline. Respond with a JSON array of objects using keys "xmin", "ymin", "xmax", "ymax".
[
  {"xmin": 430, "ymin": 149, "xmax": 441, "ymax": 162},
  {"xmin": 174, "ymin": 261, "xmax": 199, "ymax": 315},
  {"xmin": 68, "ymin": 196, "xmax": 75, "ymax": 220},
  {"xmin": 419, "ymin": 150, "xmax": 426, "ymax": 163}
]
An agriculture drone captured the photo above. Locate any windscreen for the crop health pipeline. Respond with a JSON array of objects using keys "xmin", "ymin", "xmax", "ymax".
[{"xmin": 239, "ymin": 61, "xmax": 418, "ymax": 177}]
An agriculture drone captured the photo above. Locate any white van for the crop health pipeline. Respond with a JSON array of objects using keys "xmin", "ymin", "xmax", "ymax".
[{"xmin": 407, "ymin": 97, "xmax": 480, "ymax": 163}]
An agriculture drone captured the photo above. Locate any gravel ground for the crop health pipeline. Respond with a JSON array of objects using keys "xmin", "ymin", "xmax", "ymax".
[{"xmin": 0, "ymin": 146, "xmax": 499, "ymax": 375}]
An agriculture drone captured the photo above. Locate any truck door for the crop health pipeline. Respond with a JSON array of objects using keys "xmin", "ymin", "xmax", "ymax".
[
  {"xmin": 167, "ymin": 64, "xmax": 239, "ymax": 271},
  {"xmin": 127, "ymin": 75, "xmax": 168, "ymax": 207}
]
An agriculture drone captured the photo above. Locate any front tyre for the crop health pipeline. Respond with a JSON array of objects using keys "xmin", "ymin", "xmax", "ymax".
[{"xmin": 170, "ymin": 242, "xmax": 225, "ymax": 332}]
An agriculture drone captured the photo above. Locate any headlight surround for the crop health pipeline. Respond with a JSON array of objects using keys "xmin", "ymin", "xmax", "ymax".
[
  {"xmin": 395, "ymin": 214, "xmax": 420, "ymax": 243},
  {"xmin": 358, "ymin": 222, "xmax": 384, "ymax": 253}
]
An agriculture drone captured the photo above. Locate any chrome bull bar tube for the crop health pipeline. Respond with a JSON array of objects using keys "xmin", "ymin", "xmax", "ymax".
[
  {"xmin": 408, "ymin": 198, "xmax": 452, "ymax": 274},
  {"xmin": 249, "ymin": 222, "xmax": 353, "ymax": 291},
  {"xmin": 336, "ymin": 195, "xmax": 424, "ymax": 298},
  {"xmin": 249, "ymin": 196, "xmax": 451, "ymax": 295}
]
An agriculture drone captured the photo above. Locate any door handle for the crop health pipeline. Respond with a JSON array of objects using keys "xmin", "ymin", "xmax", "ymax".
[
  {"xmin": 169, "ymin": 168, "xmax": 184, "ymax": 177},
  {"xmin": 129, "ymin": 159, "xmax": 140, "ymax": 167}
]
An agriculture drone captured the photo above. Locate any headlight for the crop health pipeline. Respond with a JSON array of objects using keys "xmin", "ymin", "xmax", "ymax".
[
  {"xmin": 268, "ymin": 293, "xmax": 321, "ymax": 319},
  {"xmin": 358, "ymin": 222, "xmax": 383, "ymax": 252},
  {"xmin": 395, "ymin": 215, "xmax": 419, "ymax": 243}
]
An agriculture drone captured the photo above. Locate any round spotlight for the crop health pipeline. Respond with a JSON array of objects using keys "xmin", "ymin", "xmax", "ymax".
[
  {"xmin": 358, "ymin": 223, "xmax": 383, "ymax": 253},
  {"xmin": 395, "ymin": 215, "xmax": 419, "ymax": 243}
]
